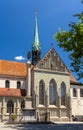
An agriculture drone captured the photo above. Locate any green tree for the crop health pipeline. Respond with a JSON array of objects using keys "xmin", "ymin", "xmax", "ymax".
[{"xmin": 54, "ymin": 12, "xmax": 83, "ymax": 80}]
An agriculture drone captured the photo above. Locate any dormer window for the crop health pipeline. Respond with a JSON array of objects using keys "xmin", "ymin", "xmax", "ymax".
[
  {"xmin": 5, "ymin": 80, "xmax": 10, "ymax": 88},
  {"xmin": 17, "ymin": 81, "xmax": 21, "ymax": 89}
]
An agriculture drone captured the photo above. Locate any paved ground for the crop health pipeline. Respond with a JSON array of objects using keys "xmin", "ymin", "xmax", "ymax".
[{"xmin": 1, "ymin": 122, "xmax": 83, "ymax": 130}]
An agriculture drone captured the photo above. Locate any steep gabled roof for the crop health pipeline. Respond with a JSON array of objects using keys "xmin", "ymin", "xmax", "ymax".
[{"xmin": 36, "ymin": 48, "xmax": 77, "ymax": 83}]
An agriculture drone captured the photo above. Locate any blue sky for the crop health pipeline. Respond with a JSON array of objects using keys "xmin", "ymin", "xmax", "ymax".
[{"xmin": 0, "ymin": 0, "xmax": 83, "ymax": 83}]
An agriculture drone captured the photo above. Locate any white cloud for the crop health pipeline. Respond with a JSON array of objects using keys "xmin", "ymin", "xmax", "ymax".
[{"xmin": 15, "ymin": 56, "xmax": 25, "ymax": 61}]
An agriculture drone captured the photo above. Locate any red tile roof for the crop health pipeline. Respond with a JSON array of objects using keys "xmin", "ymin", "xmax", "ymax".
[
  {"xmin": 0, "ymin": 60, "xmax": 33, "ymax": 77},
  {"xmin": 70, "ymin": 73, "xmax": 77, "ymax": 83},
  {"xmin": 0, "ymin": 60, "xmax": 77, "ymax": 83},
  {"xmin": 0, "ymin": 88, "xmax": 26, "ymax": 97}
]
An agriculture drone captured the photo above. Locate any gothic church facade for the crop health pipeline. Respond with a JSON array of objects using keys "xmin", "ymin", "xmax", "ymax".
[{"xmin": 0, "ymin": 16, "xmax": 83, "ymax": 122}]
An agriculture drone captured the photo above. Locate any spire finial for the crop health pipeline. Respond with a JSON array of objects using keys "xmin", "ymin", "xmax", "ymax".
[
  {"xmin": 35, "ymin": 9, "xmax": 38, "ymax": 26},
  {"xmin": 35, "ymin": 8, "xmax": 38, "ymax": 17},
  {"xmin": 32, "ymin": 9, "xmax": 40, "ymax": 51}
]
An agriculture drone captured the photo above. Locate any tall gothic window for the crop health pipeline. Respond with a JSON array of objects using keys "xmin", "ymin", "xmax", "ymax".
[
  {"xmin": 73, "ymin": 88, "xmax": 77, "ymax": 97},
  {"xmin": 61, "ymin": 82, "xmax": 66, "ymax": 106},
  {"xmin": 49, "ymin": 79, "xmax": 56, "ymax": 105},
  {"xmin": 39, "ymin": 80, "xmax": 45, "ymax": 105},
  {"xmin": 17, "ymin": 81, "xmax": 21, "ymax": 89},
  {"xmin": 7, "ymin": 100, "xmax": 14, "ymax": 113},
  {"xmin": 80, "ymin": 88, "xmax": 83, "ymax": 97},
  {"xmin": 5, "ymin": 80, "xmax": 10, "ymax": 88}
]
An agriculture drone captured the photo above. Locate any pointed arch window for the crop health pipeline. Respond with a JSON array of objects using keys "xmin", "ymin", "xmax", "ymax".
[
  {"xmin": 5, "ymin": 80, "xmax": 10, "ymax": 88},
  {"xmin": 7, "ymin": 100, "xmax": 14, "ymax": 113},
  {"xmin": 49, "ymin": 79, "xmax": 56, "ymax": 105},
  {"xmin": 39, "ymin": 80, "xmax": 45, "ymax": 105},
  {"xmin": 73, "ymin": 88, "xmax": 77, "ymax": 97},
  {"xmin": 17, "ymin": 81, "xmax": 21, "ymax": 89},
  {"xmin": 61, "ymin": 82, "xmax": 66, "ymax": 106}
]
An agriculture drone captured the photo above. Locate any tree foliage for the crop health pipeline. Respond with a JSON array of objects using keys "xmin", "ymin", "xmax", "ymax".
[{"xmin": 54, "ymin": 12, "xmax": 83, "ymax": 80}]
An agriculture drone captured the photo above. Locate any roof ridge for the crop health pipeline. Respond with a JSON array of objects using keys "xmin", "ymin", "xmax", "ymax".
[{"xmin": 0, "ymin": 59, "xmax": 26, "ymax": 64}]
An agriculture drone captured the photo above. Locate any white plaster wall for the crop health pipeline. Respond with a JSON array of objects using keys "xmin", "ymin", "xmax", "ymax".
[
  {"xmin": 70, "ymin": 85, "xmax": 83, "ymax": 116},
  {"xmin": 0, "ymin": 77, "xmax": 26, "ymax": 89},
  {"xmin": 71, "ymin": 98, "xmax": 83, "ymax": 115},
  {"xmin": 0, "ymin": 78, "xmax": 5, "ymax": 88}
]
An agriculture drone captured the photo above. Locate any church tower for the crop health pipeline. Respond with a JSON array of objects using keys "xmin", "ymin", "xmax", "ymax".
[{"xmin": 32, "ymin": 14, "xmax": 41, "ymax": 65}]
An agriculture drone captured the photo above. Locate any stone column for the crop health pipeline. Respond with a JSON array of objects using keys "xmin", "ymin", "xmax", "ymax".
[
  {"xmin": 26, "ymin": 60, "xmax": 31, "ymax": 97},
  {"xmin": 36, "ymin": 86, "xmax": 39, "ymax": 107},
  {"xmin": 69, "ymin": 88, "xmax": 72, "ymax": 121},
  {"xmin": 58, "ymin": 96, "xmax": 61, "ymax": 119},
  {"xmin": 2, "ymin": 97, "xmax": 6, "ymax": 120},
  {"xmin": 3, "ymin": 97, "xmax": 6, "ymax": 113},
  {"xmin": 46, "ymin": 88, "xmax": 49, "ymax": 108},
  {"xmin": 16, "ymin": 99, "xmax": 20, "ymax": 114},
  {"xmin": 69, "ymin": 96, "xmax": 72, "ymax": 121}
]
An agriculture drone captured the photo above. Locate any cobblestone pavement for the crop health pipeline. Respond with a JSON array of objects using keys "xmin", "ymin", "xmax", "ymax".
[{"xmin": 1, "ymin": 123, "xmax": 83, "ymax": 130}]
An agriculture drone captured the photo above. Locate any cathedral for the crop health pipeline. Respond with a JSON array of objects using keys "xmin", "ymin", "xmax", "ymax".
[{"xmin": 0, "ymin": 16, "xmax": 83, "ymax": 122}]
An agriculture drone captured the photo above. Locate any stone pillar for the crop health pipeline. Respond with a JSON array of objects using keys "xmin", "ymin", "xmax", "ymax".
[
  {"xmin": 26, "ymin": 60, "xmax": 31, "ymax": 97},
  {"xmin": 36, "ymin": 86, "xmax": 39, "ymax": 107},
  {"xmin": 69, "ymin": 96, "xmax": 72, "ymax": 121},
  {"xmin": 58, "ymin": 96, "xmax": 61, "ymax": 119},
  {"xmin": 16, "ymin": 99, "xmax": 20, "ymax": 114},
  {"xmin": 2, "ymin": 97, "xmax": 6, "ymax": 120},
  {"xmin": 2, "ymin": 97, "xmax": 6, "ymax": 114},
  {"xmin": 25, "ymin": 58, "xmax": 32, "ymax": 109},
  {"xmin": 69, "ymin": 88, "xmax": 72, "ymax": 121},
  {"xmin": 46, "ymin": 87, "xmax": 49, "ymax": 108}
]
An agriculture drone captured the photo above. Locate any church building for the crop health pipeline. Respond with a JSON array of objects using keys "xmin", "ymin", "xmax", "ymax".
[{"xmin": 0, "ymin": 15, "xmax": 83, "ymax": 122}]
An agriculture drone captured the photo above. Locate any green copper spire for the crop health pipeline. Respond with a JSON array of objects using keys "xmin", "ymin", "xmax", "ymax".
[{"xmin": 32, "ymin": 14, "xmax": 40, "ymax": 51}]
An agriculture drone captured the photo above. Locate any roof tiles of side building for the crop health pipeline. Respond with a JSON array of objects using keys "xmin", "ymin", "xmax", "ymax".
[
  {"xmin": 0, "ymin": 88, "xmax": 26, "ymax": 97},
  {"xmin": 70, "ymin": 73, "xmax": 78, "ymax": 84},
  {"xmin": 0, "ymin": 60, "xmax": 33, "ymax": 77}
]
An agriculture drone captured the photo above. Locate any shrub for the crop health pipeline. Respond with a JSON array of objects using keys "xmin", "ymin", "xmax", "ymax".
[{"xmin": 11, "ymin": 114, "xmax": 17, "ymax": 121}]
